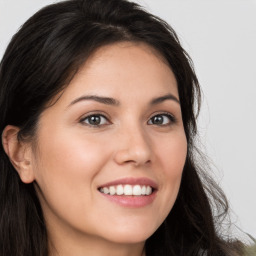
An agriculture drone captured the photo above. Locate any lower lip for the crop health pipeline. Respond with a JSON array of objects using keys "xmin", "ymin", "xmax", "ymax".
[{"xmin": 99, "ymin": 191, "xmax": 157, "ymax": 208}]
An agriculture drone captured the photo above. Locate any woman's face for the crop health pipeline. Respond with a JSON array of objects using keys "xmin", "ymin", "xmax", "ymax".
[{"xmin": 31, "ymin": 42, "xmax": 187, "ymax": 246}]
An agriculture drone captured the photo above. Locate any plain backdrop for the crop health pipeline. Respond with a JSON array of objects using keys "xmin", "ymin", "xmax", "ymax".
[{"xmin": 0, "ymin": 0, "xmax": 255, "ymax": 238}]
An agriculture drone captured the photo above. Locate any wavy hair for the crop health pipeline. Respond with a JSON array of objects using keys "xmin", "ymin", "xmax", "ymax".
[{"xmin": 0, "ymin": 0, "xmax": 244, "ymax": 255}]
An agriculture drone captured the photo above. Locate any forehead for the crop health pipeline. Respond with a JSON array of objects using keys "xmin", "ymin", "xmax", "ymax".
[{"xmin": 51, "ymin": 42, "xmax": 178, "ymax": 107}]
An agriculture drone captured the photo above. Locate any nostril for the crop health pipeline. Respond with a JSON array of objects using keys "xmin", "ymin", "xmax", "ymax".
[{"xmin": 113, "ymin": 133, "xmax": 152, "ymax": 166}]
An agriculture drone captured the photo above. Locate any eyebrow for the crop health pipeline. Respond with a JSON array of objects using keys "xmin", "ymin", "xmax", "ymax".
[
  {"xmin": 68, "ymin": 93, "xmax": 179, "ymax": 108},
  {"xmin": 150, "ymin": 94, "xmax": 180, "ymax": 105},
  {"xmin": 69, "ymin": 95, "xmax": 120, "ymax": 107}
]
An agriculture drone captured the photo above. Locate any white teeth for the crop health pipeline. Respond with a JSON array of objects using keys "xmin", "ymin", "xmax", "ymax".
[
  {"xmin": 109, "ymin": 186, "xmax": 115, "ymax": 195},
  {"xmin": 141, "ymin": 185, "xmax": 146, "ymax": 195},
  {"xmin": 133, "ymin": 185, "xmax": 142, "ymax": 196},
  {"xmin": 99, "ymin": 184, "xmax": 154, "ymax": 196},
  {"xmin": 123, "ymin": 185, "xmax": 133, "ymax": 195},
  {"xmin": 116, "ymin": 185, "xmax": 124, "ymax": 195},
  {"xmin": 103, "ymin": 187, "xmax": 109, "ymax": 194},
  {"xmin": 146, "ymin": 186, "xmax": 152, "ymax": 195}
]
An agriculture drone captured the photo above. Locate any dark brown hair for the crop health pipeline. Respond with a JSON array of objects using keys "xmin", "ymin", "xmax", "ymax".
[{"xmin": 0, "ymin": 0, "xmax": 244, "ymax": 255}]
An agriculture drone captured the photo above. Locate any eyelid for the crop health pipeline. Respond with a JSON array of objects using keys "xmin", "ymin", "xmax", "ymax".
[
  {"xmin": 79, "ymin": 112, "xmax": 111, "ymax": 127},
  {"xmin": 78, "ymin": 111, "xmax": 176, "ymax": 127},
  {"xmin": 147, "ymin": 112, "xmax": 176, "ymax": 125}
]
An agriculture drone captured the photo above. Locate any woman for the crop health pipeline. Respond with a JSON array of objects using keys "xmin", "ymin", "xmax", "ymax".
[{"xmin": 0, "ymin": 0, "xmax": 249, "ymax": 255}]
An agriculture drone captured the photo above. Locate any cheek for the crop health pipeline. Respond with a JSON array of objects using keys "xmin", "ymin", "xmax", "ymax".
[
  {"xmin": 35, "ymin": 128, "xmax": 109, "ymax": 178},
  {"xmin": 32, "ymin": 130, "xmax": 110, "ymax": 211},
  {"xmin": 31, "ymin": 129, "xmax": 116, "ymax": 235},
  {"xmin": 156, "ymin": 130, "xmax": 187, "ymax": 177},
  {"xmin": 154, "ymin": 131, "xmax": 187, "ymax": 214}
]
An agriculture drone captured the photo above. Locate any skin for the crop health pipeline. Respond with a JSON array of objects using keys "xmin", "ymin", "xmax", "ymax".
[{"xmin": 3, "ymin": 42, "xmax": 187, "ymax": 256}]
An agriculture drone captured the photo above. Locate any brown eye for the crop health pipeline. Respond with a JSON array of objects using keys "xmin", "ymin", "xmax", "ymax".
[
  {"xmin": 148, "ymin": 114, "xmax": 175, "ymax": 126},
  {"xmin": 81, "ymin": 114, "xmax": 109, "ymax": 126}
]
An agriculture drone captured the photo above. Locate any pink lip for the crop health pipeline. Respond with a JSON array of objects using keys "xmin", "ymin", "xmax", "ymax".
[
  {"xmin": 100, "ymin": 193, "xmax": 157, "ymax": 208},
  {"xmin": 98, "ymin": 177, "xmax": 158, "ymax": 208},
  {"xmin": 98, "ymin": 177, "xmax": 158, "ymax": 189}
]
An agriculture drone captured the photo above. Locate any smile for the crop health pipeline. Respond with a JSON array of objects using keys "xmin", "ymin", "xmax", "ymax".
[
  {"xmin": 99, "ymin": 184, "xmax": 153, "ymax": 196},
  {"xmin": 97, "ymin": 177, "xmax": 158, "ymax": 207}
]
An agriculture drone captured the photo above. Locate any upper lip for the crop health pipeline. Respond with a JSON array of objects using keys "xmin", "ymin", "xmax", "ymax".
[{"xmin": 98, "ymin": 177, "xmax": 158, "ymax": 190}]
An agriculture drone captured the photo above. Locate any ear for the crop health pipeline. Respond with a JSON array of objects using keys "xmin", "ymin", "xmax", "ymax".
[{"xmin": 2, "ymin": 125, "xmax": 35, "ymax": 183}]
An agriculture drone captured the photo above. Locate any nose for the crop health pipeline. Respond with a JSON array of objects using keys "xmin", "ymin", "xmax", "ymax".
[{"xmin": 113, "ymin": 125, "xmax": 152, "ymax": 167}]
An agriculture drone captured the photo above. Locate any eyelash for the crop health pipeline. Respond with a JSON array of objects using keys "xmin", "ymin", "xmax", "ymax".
[
  {"xmin": 80, "ymin": 112, "xmax": 176, "ymax": 127},
  {"xmin": 80, "ymin": 114, "xmax": 110, "ymax": 127},
  {"xmin": 148, "ymin": 113, "xmax": 176, "ymax": 126}
]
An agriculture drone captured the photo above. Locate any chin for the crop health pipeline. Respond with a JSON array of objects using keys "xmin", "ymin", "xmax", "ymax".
[
  {"xmin": 104, "ymin": 232, "xmax": 150, "ymax": 244},
  {"xmin": 98, "ymin": 223, "xmax": 159, "ymax": 244}
]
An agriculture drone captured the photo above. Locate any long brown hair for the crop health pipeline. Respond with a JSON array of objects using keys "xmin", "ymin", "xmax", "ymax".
[{"xmin": 0, "ymin": 0, "xmax": 244, "ymax": 255}]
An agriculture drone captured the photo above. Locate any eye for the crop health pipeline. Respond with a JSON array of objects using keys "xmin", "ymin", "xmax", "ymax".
[
  {"xmin": 80, "ymin": 114, "xmax": 109, "ymax": 127},
  {"xmin": 148, "ymin": 113, "xmax": 175, "ymax": 126}
]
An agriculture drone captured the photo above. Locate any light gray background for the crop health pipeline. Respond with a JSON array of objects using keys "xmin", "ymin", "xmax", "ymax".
[{"xmin": 0, "ymin": 0, "xmax": 255, "ymax": 238}]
